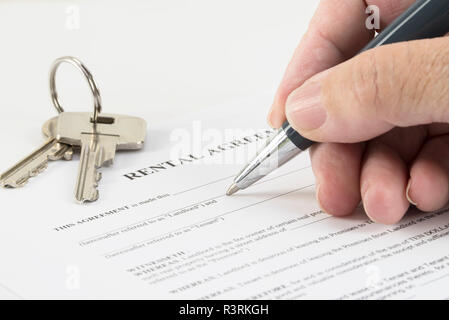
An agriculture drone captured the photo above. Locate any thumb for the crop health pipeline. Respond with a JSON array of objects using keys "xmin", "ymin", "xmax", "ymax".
[{"xmin": 285, "ymin": 37, "xmax": 449, "ymax": 143}]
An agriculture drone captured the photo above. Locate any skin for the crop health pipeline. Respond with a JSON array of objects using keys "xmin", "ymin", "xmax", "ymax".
[{"xmin": 268, "ymin": 0, "xmax": 449, "ymax": 224}]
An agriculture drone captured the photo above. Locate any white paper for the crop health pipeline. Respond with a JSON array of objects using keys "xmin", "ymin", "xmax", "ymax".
[{"xmin": 1, "ymin": 100, "xmax": 449, "ymax": 300}]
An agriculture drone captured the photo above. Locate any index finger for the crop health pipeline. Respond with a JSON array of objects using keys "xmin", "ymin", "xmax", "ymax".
[{"xmin": 268, "ymin": 0, "xmax": 415, "ymax": 128}]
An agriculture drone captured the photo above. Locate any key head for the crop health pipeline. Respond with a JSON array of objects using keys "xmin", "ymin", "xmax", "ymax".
[
  {"xmin": 42, "ymin": 116, "xmax": 74, "ymax": 160},
  {"xmin": 42, "ymin": 116, "xmax": 58, "ymax": 139},
  {"xmin": 56, "ymin": 112, "xmax": 147, "ymax": 150}
]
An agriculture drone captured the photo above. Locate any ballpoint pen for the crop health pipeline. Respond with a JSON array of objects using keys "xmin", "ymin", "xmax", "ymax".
[{"xmin": 226, "ymin": 0, "xmax": 449, "ymax": 196}]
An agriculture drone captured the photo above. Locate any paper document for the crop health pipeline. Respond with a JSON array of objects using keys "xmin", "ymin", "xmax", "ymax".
[{"xmin": 1, "ymin": 99, "xmax": 449, "ymax": 299}]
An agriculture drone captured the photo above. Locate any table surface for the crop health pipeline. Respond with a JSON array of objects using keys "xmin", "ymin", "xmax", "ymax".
[{"xmin": 0, "ymin": 0, "xmax": 317, "ymax": 179}]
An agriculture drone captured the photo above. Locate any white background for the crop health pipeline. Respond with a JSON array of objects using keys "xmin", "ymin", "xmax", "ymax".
[{"xmin": 0, "ymin": 0, "xmax": 318, "ymax": 167}]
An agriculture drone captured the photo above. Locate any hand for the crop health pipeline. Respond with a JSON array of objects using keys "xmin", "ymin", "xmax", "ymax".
[{"xmin": 268, "ymin": 0, "xmax": 449, "ymax": 224}]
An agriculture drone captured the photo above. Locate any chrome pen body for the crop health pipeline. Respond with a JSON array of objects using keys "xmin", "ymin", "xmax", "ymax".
[
  {"xmin": 226, "ymin": 0, "xmax": 449, "ymax": 196},
  {"xmin": 226, "ymin": 123, "xmax": 312, "ymax": 195}
]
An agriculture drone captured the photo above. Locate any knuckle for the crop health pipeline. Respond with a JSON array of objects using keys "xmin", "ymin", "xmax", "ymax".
[
  {"xmin": 426, "ymin": 39, "xmax": 449, "ymax": 122},
  {"xmin": 388, "ymin": 43, "xmax": 413, "ymax": 125},
  {"xmin": 350, "ymin": 43, "xmax": 418, "ymax": 126},
  {"xmin": 330, "ymin": 38, "xmax": 449, "ymax": 126},
  {"xmin": 350, "ymin": 49, "xmax": 391, "ymax": 120},
  {"xmin": 400, "ymin": 39, "xmax": 449, "ymax": 124}
]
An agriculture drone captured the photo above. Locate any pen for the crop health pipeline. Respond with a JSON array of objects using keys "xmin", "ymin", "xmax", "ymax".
[{"xmin": 226, "ymin": 0, "xmax": 449, "ymax": 196}]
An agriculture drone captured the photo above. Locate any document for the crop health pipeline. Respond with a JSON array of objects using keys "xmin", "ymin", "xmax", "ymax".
[{"xmin": 1, "ymin": 99, "xmax": 449, "ymax": 299}]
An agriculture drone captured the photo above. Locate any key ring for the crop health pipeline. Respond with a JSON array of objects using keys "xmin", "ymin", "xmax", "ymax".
[{"xmin": 49, "ymin": 56, "xmax": 102, "ymax": 123}]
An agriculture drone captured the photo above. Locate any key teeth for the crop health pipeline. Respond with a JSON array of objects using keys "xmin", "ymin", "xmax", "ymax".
[
  {"xmin": 0, "ymin": 141, "xmax": 73, "ymax": 189},
  {"xmin": 1, "ymin": 159, "xmax": 49, "ymax": 188},
  {"xmin": 31, "ymin": 161, "xmax": 49, "ymax": 176},
  {"xmin": 76, "ymin": 188, "xmax": 99, "ymax": 203},
  {"xmin": 74, "ymin": 134, "xmax": 117, "ymax": 204},
  {"xmin": 15, "ymin": 178, "xmax": 30, "ymax": 188},
  {"xmin": 78, "ymin": 190, "xmax": 99, "ymax": 203},
  {"xmin": 76, "ymin": 167, "xmax": 101, "ymax": 203},
  {"xmin": 0, "ymin": 179, "xmax": 27, "ymax": 188},
  {"xmin": 89, "ymin": 169, "xmax": 101, "ymax": 202}
]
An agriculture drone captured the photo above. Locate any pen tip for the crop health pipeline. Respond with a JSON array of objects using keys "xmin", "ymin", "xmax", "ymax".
[{"xmin": 226, "ymin": 183, "xmax": 239, "ymax": 196}]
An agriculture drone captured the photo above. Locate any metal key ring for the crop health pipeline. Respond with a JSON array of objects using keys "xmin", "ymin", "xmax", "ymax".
[{"xmin": 49, "ymin": 56, "xmax": 102, "ymax": 123}]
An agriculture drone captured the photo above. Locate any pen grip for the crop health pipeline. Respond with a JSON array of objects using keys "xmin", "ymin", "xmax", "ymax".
[{"xmin": 282, "ymin": 121, "xmax": 314, "ymax": 151}]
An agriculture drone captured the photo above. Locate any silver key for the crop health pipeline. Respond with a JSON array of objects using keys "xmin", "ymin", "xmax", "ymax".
[
  {"xmin": 56, "ymin": 112, "xmax": 146, "ymax": 203},
  {"xmin": 0, "ymin": 117, "xmax": 73, "ymax": 188}
]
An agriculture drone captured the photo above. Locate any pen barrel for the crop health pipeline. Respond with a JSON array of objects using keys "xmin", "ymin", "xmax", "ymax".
[{"xmin": 362, "ymin": 0, "xmax": 449, "ymax": 52}]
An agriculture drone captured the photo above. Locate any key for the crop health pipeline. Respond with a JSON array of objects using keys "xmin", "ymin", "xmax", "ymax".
[
  {"xmin": 0, "ymin": 117, "xmax": 73, "ymax": 188},
  {"xmin": 56, "ymin": 112, "xmax": 146, "ymax": 203}
]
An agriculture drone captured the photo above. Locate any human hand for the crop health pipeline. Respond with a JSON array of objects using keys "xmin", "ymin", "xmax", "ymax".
[{"xmin": 268, "ymin": 0, "xmax": 449, "ymax": 224}]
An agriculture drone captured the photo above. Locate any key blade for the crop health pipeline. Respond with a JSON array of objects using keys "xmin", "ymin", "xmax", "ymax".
[
  {"xmin": 0, "ymin": 139, "xmax": 72, "ymax": 188},
  {"xmin": 74, "ymin": 134, "xmax": 118, "ymax": 203},
  {"xmin": 75, "ymin": 137, "xmax": 100, "ymax": 203},
  {"xmin": 94, "ymin": 134, "xmax": 117, "ymax": 167}
]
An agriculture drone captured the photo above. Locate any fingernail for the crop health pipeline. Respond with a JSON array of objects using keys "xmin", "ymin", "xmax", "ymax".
[
  {"xmin": 406, "ymin": 179, "xmax": 418, "ymax": 206},
  {"xmin": 286, "ymin": 73, "xmax": 327, "ymax": 131},
  {"xmin": 315, "ymin": 183, "xmax": 328, "ymax": 214},
  {"xmin": 267, "ymin": 106, "xmax": 276, "ymax": 129},
  {"xmin": 363, "ymin": 188, "xmax": 380, "ymax": 223},
  {"xmin": 267, "ymin": 101, "xmax": 283, "ymax": 129}
]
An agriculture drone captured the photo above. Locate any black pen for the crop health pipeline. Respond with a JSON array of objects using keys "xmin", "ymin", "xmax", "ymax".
[{"xmin": 226, "ymin": 0, "xmax": 449, "ymax": 196}]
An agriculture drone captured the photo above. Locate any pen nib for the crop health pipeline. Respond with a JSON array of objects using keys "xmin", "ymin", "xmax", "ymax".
[{"xmin": 226, "ymin": 183, "xmax": 240, "ymax": 196}]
